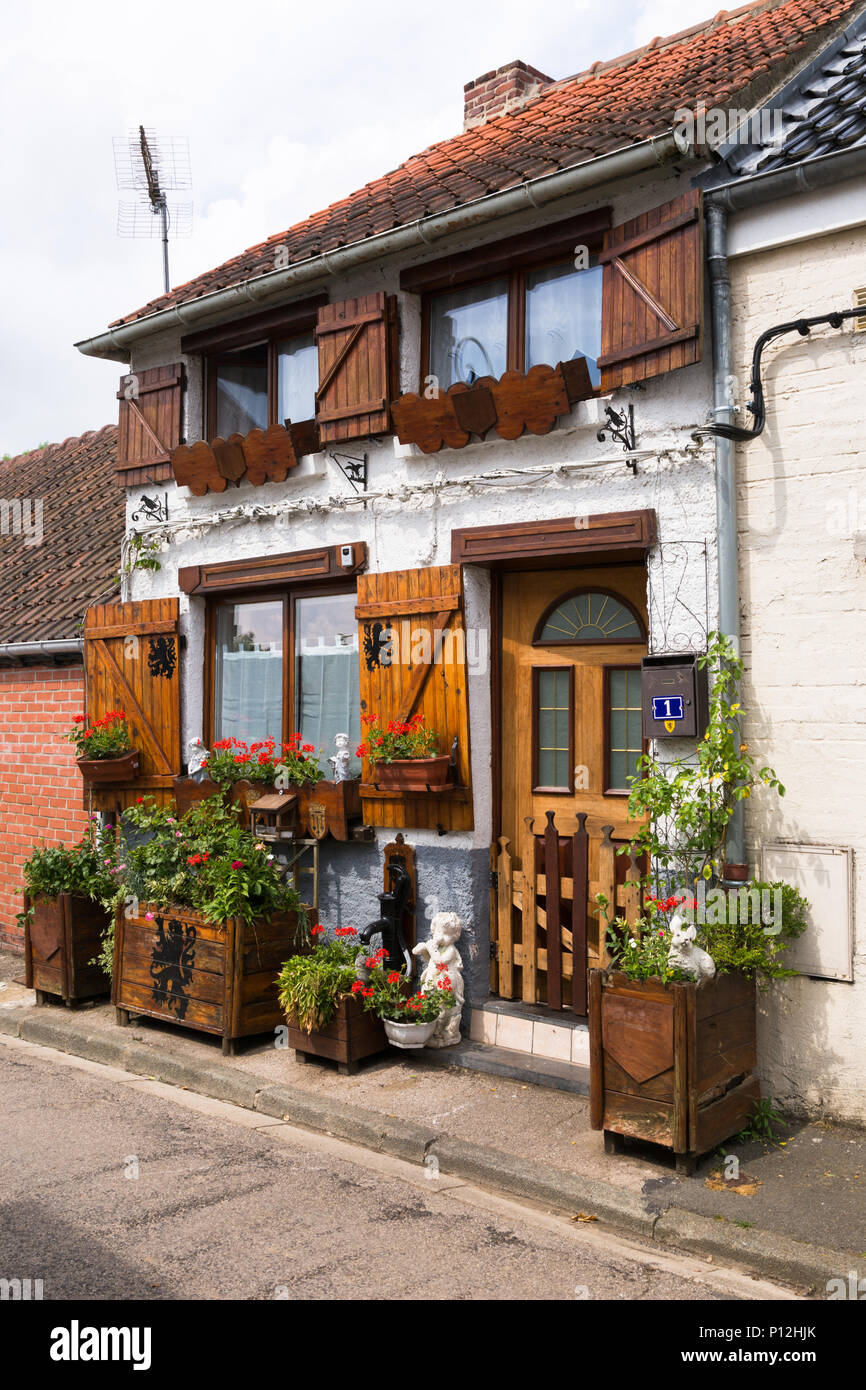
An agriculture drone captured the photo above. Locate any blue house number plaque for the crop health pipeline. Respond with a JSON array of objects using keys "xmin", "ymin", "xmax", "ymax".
[{"xmin": 652, "ymin": 695, "xmax": 685, "ymax": 721}]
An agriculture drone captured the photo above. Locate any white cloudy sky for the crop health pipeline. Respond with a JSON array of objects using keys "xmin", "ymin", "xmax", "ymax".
[{"xmin": 1, "ymin": 0, "xmax": 715, "ymax": 456}]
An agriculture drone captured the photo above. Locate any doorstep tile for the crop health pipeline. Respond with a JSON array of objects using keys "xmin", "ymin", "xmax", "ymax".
[
  {"xmin": 469, "ymin": 1009, "xmax": 497, "ymax": 1045},
  {"xmin": 531, "ymin": 1022, "xmax": 573, "ymax": 1063},
  {"xmin": 494, "ymin": 1014, "xmax": 533, "ymax": 1053},
  {"xmin": 571, "ymin": 1027, "xmax": 590, "ymax": 1065}
]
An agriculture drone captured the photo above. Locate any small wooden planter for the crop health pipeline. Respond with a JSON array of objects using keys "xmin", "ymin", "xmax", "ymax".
[
  {"xmin": 113, "ymin": 903, "xmax": 309, "ymax": 1055},
  {"xmin": 298, "ymin": 778, "xmax": 362, "ymax": 840},
  {"xmin": 24, "ymin": 893, "xmax": 111, "ymax": 1006},
  {"xmin": 287, "ymin": 994, "xmax": 388, "ymax": 1074},
  {"xmin": 589, "ymin": 969, "xmax": 759, "ymax": 1173},
  {"xmin": 77, "ymin": 750, "xmax": 140, "ymax": 784},
  {"xmin": 371, "ymin": 755, "xmax": 451, "ymax": 791}
]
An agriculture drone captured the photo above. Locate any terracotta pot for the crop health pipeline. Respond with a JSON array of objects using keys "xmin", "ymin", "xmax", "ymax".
[
  {"xmin": 76, "ymin": 749, "xmax": 140, "ymax": 784},
  {"xmin": 372, "ymin": 755, "xmax": 451, "ymax": 791}
]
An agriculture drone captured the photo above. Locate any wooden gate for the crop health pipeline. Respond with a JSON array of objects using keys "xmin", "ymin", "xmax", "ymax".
[{"xmin": 490, "ymin": 810, "xmax": 642, "ymax": 1016}]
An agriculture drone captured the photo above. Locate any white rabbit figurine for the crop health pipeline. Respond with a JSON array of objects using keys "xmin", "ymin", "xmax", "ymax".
[{"xmin": 667, "ymin": 913, "xmax": 716, "ymax": 981}]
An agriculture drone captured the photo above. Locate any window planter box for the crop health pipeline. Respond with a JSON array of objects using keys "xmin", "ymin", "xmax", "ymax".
[
  {"xmin": 113, "ymin": 903, "xmax": 310, "ymax": 1055},
  {"xmin": 297, "ymin": 778, "xmax": 362, "ymax": 840},
  {"xmin": 370, "ymin": 755, "xmax": 451, "ymax": 792},
  {"xmin": 24, "ymin": 893, "xmax": 111, "ymax": 1006},
  {"xmin": 76, "ymin": 750, "xmax": 140, "ymax": 785},
  {"xmin": 589, "ymin": 969, "xmax": 759, "ymax": 1174},
  {"xmin": 287, "ymin": 994, "xmax": 388, "ymax": 1074}
]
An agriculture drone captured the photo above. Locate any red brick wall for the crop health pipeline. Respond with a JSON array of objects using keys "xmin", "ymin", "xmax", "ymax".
[
  {"xmin": 463, "ymin": 60, "xmax": 552, "ymax": 130},
  {"xmin": 0, "ymin": 666, "xmax": 87, "ymax": 953}
]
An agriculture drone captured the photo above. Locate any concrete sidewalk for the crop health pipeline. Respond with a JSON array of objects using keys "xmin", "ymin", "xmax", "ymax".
[{"xmin": 1, "ymin": 954, "xmax": 863, "ymax": 1294}]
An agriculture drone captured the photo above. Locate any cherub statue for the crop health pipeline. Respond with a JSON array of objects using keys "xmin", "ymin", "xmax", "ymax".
[
  {"xmin": 328, "ymin": 732, "xmax": 352, "ymax": 783},
  {"xmin": 412, "ymin": 911, "xmax": 464, "ymax": 1048},
  {"xmin": 187, "ymin": 736, "xmax": 209, "ymax": 779}
]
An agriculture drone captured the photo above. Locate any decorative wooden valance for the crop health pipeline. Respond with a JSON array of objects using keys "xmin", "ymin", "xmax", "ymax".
[
  {"xmin": 450, "ymin": 509, "xmax": 657, "ymax": 568},
  {"xmin": 178, "ymin": 542, "xmax": 367, "ymax": 596},
  {"xmin": 171, "ymin": 419, "xmax": 319, "ymax": 496},
  {"xmin": 392, "ymin": 358, "xmax": 594, "ymax": 454}
]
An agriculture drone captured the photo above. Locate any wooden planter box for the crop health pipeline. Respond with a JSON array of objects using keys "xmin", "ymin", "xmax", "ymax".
[
  {"xmin": 371, "ymin": 755, "xmax": 451, "ymax": 792},
  {"xmin": 589, "ymin": 969, "xmax": 759, "ymax": 1173},
  {"xmin": 298, "ymin": 778, "xmax": 362, "ymax": 840},
  {"xmin": 24, "ymin": 893, "xmax": 111, "ymax": 1006},
  {"xmin": 287, "ymin": 994, "xmax": 388, "ymax": 1074},
  {"xmin": 113, "ymin": 903, "xmax": 309, "ymax": 1055},
  {"xmin": 77, "ymin": 750, "xmax": 140, "ymax": 784}
]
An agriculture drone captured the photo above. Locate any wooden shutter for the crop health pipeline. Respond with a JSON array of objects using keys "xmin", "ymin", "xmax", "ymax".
[
  {"xmin": 117, "ymin": 363, "xmax": 184, "ymax": 485},
  {"xmin": 83, "ymin": 599, "xmax": 181, "ymax": 811},
  {"xmin": 315, "ymin": 293, "xmax": 396, "ymax": 442},
  {"xmin": 598, "ymin": 190, "xmax": 704, "ymax": 391},
  {"xmin": 355, "ymin": 565, "xmax": 473, "ymax": 831}
]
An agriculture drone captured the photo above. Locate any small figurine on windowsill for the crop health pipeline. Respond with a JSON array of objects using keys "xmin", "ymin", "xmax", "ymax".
[
  {"xmin": 328, "ymin": 731, "xmax": 352, "ymax": 783},
  {"xmin": 187, "ymin": 737, "xmax": 209, "ymax": 780}
]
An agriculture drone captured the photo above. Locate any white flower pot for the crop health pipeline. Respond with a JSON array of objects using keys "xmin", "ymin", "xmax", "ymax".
[{"xmin": 383, "ymin": 1018, "xmax": 437, "ymax": 1049}]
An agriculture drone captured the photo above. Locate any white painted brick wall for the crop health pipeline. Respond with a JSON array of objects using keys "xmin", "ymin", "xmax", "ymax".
[{"xmin": 731, "ymin": 222, "xmax": 866, "ymax": 1124}]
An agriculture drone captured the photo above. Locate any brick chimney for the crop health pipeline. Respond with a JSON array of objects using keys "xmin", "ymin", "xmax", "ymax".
[{"xmin": 463, "ymin": 60, "xmax": 554, "ymax": 130}]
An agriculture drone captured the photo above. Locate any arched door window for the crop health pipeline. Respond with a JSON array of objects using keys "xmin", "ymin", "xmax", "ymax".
[{"xmin": 534, "ymin": 589, "xmax": 645, "ymax": 645}]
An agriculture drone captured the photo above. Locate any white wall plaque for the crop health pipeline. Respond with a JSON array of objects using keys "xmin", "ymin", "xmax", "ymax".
[{"xmin": 760, "ymin": 842, "xmax": 853, "ymax": 983}]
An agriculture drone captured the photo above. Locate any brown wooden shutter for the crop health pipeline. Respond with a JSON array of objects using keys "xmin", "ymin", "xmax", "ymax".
[
  {"xmin": 598, "ymin": 190, "xmax": 704, "ymax": 391},
  {"xmin": 315, "ymin": 293, "xmax": 396, "ymax": 442},
  {"xmin": 117, "ymin": 363, "xmax": 184, "ymax": 485},
  {"xmin": 83, "ymin": 598, "xmax": 181, "ymax": 811},
  {"xmin": 356, "ymin": 565, "xmax": 473, "ymax": 831}
]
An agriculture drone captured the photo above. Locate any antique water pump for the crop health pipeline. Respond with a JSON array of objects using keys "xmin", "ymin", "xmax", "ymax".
[{"xmin": 358, "ymin": 859, "xmax": 413, "ymax": 976}]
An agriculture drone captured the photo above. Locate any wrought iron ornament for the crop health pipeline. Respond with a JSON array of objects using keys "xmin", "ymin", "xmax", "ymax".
[
  {"xmin": 148, "ymin": 635, "xmax": 177, "ymax": 679},
  {"xmin": 646, "ymin": 542, "xmax": 709, "ymax": 657},
  {"xmin": 330, "ymin": 451, "xmax": 368, "ymax": 493},
  {"xmin": 131, "ymin": 493, "xmax": 169, "ymax": 524},
  {"xmin": 597, "ymin": 402, "xmax": 637, "ymax": 468}
]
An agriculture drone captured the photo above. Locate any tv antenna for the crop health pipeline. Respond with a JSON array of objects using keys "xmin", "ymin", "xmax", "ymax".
[{"xmin": 114, "ymin": 126, "xmax": 192, "ymax": 293}]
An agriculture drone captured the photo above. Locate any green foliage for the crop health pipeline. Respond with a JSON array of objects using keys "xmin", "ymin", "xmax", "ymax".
[
  {"xmin": 604, "ymin": 919, "xmax": 687, "ymax": 984},
  {"xmin": 356, "ymin": 712, "xmax": 438, "ymax": 764},
  {"xmin": 735, "ymin": 1097, "xmax": 786, "ymax": 1145},
  {"xmin": 121, "ymin": 532, "xmax": 162, "ymax": 579},
  {"xmin": 276, "ymin": 927, "xmax": 361, "ymax": 1032},
  {"xmin": 205, "ymin": 736, "xmax": 322, "ymax": 789},
  {"xmin": 626, "ymin": 631, "xmax": 784, "ymax": 893},
  {"xmin": 356, "ymin": 952, "xmax": 456, "ymax": 1022},
  {"xmin": 19, "ymin": 819, "xmax": 121, "ymax": 973},
  {"xmin": 696, "ymin": 880, "xmax": 809, "ymax": 983},
  {"xmin": 65, "ymin": 710, "xmax": 132, "ymax": 760},
  {"xmin": 117, "ymin": 795, "xmax": 303, "ymax": 929}
]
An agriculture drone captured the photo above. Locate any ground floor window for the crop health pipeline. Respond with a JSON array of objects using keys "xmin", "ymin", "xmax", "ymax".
[{"xmin": 210, "ymin": 586, "xmax": 361, "ymax": 771}]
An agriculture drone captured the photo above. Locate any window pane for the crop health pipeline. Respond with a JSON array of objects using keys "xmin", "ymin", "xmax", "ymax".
[
  {"xmin": 525, "ymin": 261, "xmax": 603, "ymax": 386},
  {"xmin": 536, "ymin": 668, "xmax": 571, "ymax": 789},
  {"xmin": 277, "ymin": 333, "xmax": 318, "ymax": 425},
  {"xmin": 608, "ymin": 667, "xmax": 643, "ymax": 790},
  {"xmin": 429, "ymin": 279, "xmax": 508, "ymax": 390},
  {"xmin": 294, "ymin": 593, "xmax": 361, "ymax": 775},
  {"xmin": 539, "ymin": 591, "xmax": 642, "ymax": 643},
  {"xmin": 214, "ymin": 344, "xmax": 268, "ymax": 436},
  {"xmin": 214, "ymin": 600, "xmax": 282, "ymax": 744}
]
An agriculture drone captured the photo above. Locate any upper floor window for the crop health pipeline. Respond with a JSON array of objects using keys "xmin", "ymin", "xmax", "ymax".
[
  {"xmin": 425, "ymin": 259, "xmax": 602, "ymax": 393},
  {"xmin": 207, "ymin": 331, "xmax": 318, "ymax": 440}
]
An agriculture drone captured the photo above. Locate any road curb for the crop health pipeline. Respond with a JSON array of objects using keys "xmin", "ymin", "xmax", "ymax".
[{"xmin": 0, "ymin": 1004, "xmax": 850, "ymax": 1291}]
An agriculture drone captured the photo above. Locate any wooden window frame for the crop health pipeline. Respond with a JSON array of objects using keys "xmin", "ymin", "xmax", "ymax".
[
  {"xmin": 603, "ymin": 663, "xmax": 646, "ymax": 798},
  {"xmin": 531, "ymin": 664, "xmax": 575, "ymax": 796},
  {"xmin": 532, "ymin": 587, "xmax": 646, "ymax": 647},
  {"xmin": 204, "ymin": 579, "xmax": 358, "ymax": 749},
  {"xmin": 419, "ymin": 241, "xmax": 606, "ymax": 393},
  {"xmin": 203, "ymin": 318, "xmax": 320, "ymax": 442}
]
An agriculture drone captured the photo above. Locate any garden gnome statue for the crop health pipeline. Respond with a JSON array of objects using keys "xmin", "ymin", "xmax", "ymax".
[
  {"xmin": 328, "ymin": 732, "xmax": 352, "ymax": 783},
  {"xmin": 412, "ymin": 911, "xmax": 464, "ymax": 1048},
  {"xmin": 187, "ymin": 737, "xmax": 209, "ymax": 780},
  {"xmin": 667, "ymin": 913, "xmax": 716, "ymax": 981}
]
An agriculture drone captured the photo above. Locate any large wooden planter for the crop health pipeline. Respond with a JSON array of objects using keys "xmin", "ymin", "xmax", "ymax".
[
  {"xmin": 287, "ymin": 994, "xmax": 388, "ymax": 1074},
  {"xmin": 24, "ymin": 893, "xmax": 111, "ymax": 1006},
  {"xmin": 298, "ymin": 778, "xmax": 362, "ymax": 840},
  {"xmin": 113, "ymin": 903, "xmax": 309, "ymax": 1055},
  {"xmin": 589, "ymin": 969, "xmax": 759, "ymax": 1173}
]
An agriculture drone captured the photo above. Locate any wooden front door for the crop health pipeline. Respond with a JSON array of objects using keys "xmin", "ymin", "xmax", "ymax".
[{"xmin": 496, "ymin": 566, "xmax": 648, "ymax": 1013}]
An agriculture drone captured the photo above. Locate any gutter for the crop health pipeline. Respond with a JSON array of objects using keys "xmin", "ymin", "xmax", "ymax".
[
  {"xmin": 75, "ymin": 129, "xmax": 694, "ymax": 363},
  {"xmin": 702, "ymin": 141, "xmax": 866, "ymax": 869},
  {"xmin": 0, "ymin": 639, "xmax": 83, "ymax": 663}
]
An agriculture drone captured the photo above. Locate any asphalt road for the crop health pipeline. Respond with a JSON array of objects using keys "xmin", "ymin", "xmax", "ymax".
[{"xmin": 0, "ymin": 1041, "xmax": 773, "ymax": 1301}]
